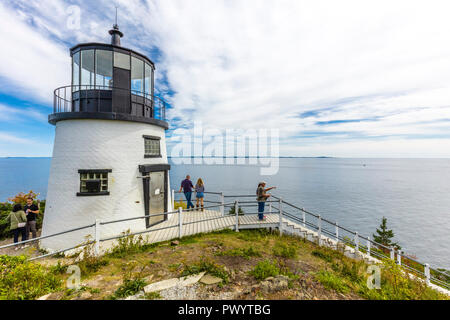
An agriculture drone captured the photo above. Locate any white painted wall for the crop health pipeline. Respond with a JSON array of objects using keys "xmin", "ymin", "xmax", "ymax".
[{"xmin": 41, "ymin": 119, "xmax": 172, "ymax": 252}]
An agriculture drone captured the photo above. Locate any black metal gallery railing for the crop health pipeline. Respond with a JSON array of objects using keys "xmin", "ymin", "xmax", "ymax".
[{"xmin": 53, "ymin": 85, "xmax": 167, "ymax": 122}]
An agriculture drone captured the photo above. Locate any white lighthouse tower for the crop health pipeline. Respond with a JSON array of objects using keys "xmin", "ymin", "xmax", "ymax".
[{"xmin": 41, "ymin": 25, "xmax": 172, "ymax": 251}]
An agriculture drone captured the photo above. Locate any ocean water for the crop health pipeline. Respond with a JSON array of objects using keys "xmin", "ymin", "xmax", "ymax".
[{"xmin": 0, "ymin": 157, "xmax": 449, "ymax": 268}]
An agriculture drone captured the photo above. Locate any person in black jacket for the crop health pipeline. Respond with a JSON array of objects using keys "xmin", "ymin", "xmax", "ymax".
[{"xmin": 23, "ymin": 198, "xmax": 39, "ymax": 239}]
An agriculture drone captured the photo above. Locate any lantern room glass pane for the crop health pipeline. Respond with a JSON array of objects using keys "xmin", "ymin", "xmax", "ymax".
[
  {"xmin": 72, "ymin": 52, "xmax": 80, "ymax": 92},
  {"xmin": 81, "ymin": 50, "xmax": 95, "ymax": 88},
  {"xmin": 144, "ymin": 63, "xmax": 152, "ymax": 97},
  {"xmin": 72, "ymin": 52, "xmax": 80, "ymax": 91},
  {"xmin": 131, "ymin": 57, "xmax": 144, "ymax": 95},
  {"xmin": 114, "ymin": 52, "xmax": 130, "ymax": 70},
  {"xmin": 95, "ymin": 50, "xmax": 113, "ymax": 89}
]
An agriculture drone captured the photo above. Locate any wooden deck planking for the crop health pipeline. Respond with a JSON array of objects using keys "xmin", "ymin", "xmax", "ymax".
[{"xmin": 141, "ymin": 209, "xmax": 283, "ymax": 245}]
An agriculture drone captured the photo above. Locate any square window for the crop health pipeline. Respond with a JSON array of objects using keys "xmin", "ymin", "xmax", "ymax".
[
  {"xmin": 144, "ymin": 137, "xmax": 161, "ymax": 157},
  {"xmin": 77, "ymin": 169, "xmax": 111, "ymax": 196}
]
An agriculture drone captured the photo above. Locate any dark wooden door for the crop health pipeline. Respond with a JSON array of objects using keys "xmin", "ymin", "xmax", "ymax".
[{"xmin": 112, "ymin": 67, "xmax": 130, "ymax": 114}]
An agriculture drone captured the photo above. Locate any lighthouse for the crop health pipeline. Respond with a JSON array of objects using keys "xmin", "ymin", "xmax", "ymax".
[{"xmin": 41, "ymin": 24, "xmax": 172, "ymax": 251}]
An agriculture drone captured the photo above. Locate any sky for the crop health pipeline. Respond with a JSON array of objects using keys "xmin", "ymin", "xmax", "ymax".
[{"xmin": 0, "ymin": 0, "xmax": 450, "ymax": 157}]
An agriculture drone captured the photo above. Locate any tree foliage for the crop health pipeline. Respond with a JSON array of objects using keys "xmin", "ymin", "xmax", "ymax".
[{"xmin": 372, "ymin": 216, "xmax": 401, "ymax": 250}]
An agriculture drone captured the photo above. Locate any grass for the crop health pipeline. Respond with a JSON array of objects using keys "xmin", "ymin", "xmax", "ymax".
[
  {"xmin": 272, "ymin": 242, "xmax": 298, "ymax": 259},
  {"xmin": 0, "ymin": 229, "xmax": 448, "ymax": 300},
  {"xmin": 316, "ymin": 270, "xmax": 349, "ymax": 293},
  {"xmin": 216, "ymin": 246, "xmax": 262, "ymax": 259}
]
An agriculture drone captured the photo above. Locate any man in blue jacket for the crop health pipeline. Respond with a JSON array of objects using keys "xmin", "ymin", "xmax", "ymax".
[{"xmin": 179, "ymin": 175, "xmax": 195, "ymax": 210}]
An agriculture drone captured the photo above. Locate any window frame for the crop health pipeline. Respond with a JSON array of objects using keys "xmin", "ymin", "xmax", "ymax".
[
  {"xmin": 77, "ymin": 169, "xmax": 112, "ymax": 196},
  {"xmin": 143, "ymin": 135, "xmax": 161, "ymax": 158}
]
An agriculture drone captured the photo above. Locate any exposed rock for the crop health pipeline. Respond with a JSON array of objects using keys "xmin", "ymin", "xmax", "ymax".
[
  {"xmin": 179, "ymin": 272, "xmax": 206, "ymax": 286},
  {"xmin": 80, "ymin": 291, "xmax": 92, "ymax": 300},
  {"xmin": 37, "ymin": 293, "xmax": 52, "ymax": 300},
  {"xmin": 199, "ymin": 274, "xmax": 222, "ymax": 285},
  {"xmin": 144, "ymin": 272, "xmax": 205, "ymax": 293},
  {"xmin": 260, "ymin": 275, "xmax": 289, "ymax": 293},
  {"xmin": 144, "ymin": 274, "xmax": 154, "ymax": 282},
  {"xmin": 144, "ymin": 278, "xmax": 180, "ymax": 293}
]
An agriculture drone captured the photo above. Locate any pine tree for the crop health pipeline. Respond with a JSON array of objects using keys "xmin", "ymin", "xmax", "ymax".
[{"xmin": 372, "ymin": 217, "xmax": 401, "ymax": 250}]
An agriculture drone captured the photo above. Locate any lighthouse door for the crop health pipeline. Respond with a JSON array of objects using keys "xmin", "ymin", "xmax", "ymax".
[
  {"xmin": 112, "ymin": 67, "xmax": 131, "ymax": 114},
  {"xmin": 148, "ymin": 171, "xmax": 166, "ymax": 226}
]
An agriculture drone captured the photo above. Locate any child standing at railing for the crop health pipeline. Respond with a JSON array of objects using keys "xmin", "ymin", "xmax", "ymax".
[{"xmin": 195, "ymin": 178, "xmax": 205, "ymax": 211}]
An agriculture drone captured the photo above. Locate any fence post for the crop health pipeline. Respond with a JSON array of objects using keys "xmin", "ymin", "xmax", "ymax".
[
  {"xmin": 269, "ymin": 202, "xmax": 272, "ymax": 214},
  {"xmin": 317, "ymin": 215, "xmax": 322, "ymax": 246},
  {"xmin": 279, "ymin": 198, "xmax": 283, "ymax": 236},
  {"xmin": 390, "ymin": 247, "xmax": 395, "ymax": 260},
  {"xmin": 235, "ymin": 200, "xmax": 239, "ymax": 232},
  {"xmin": 178, "ymin": 207, "xmax": 183, "ymax": 238},
  {"xmin": 94, "ymin": 219, "xmax": 101, "ymax": 256},
  {"xmin": 302, "ymin": 209, "xmax": 306, "ymax": 227},
  {"xmin": 220, "ymin": 192, "xmax": 224, "ymax": 216},
  {"xmin": 397, "ymin": 250, "xmax": 402, "ymax": 266},
  {"xmin": 367, "ymin": 236, "xmax": 371, "ymax": 257},
  {"xmin": 424, "ymin": 263, "xmax": 430, "ymax": 285},
  {"xmin": 354, "ymin": 232, "xmax": 359, "ymax": 253},
  {"xmin": 172, "ymin": 189, "xmax": 175, "ymax": 210},
  {"xmin": 335, "ymin": 222, "xmax": 339, "ymax": 242}
]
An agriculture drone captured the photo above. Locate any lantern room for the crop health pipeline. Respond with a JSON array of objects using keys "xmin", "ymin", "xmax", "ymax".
[{"xmin": 50, "ymin": 25, "xmax": 166, "ymax": 127}]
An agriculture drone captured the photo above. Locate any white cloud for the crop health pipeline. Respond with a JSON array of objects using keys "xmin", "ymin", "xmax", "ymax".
[
  {"xmin": 0, "ymin": 104, "xmax": 47, "ymax": 123},
  {"xmin": 1, "ymin": 0, "xmax": 450, "ymax": 156}
]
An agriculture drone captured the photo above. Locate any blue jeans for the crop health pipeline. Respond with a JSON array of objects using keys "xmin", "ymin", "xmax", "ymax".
[
  {"xmin": 258, "ymin": 202, "xmax": 265, "ymax": 220},
  {"xmin": 184, "ymin": 191, "xmax": 194, "ymax": 209}
]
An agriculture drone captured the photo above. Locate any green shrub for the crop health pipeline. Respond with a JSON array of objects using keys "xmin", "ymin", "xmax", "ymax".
[
  {"xmin": 75, "ymin": 238, "xmax": 109, "ymax": 276},
  {"xmin": 316, "ymin": 270, "xmax": 349, "ymax": 293},
  {"xmin": 0, "ymin": 255, "xmax": 61, "ymax": 300},
  {"xmin": 272, "ymin": 243, "xmax": 297, "ymax": 259},
  {"xmin": 250, "ymin": 260, "xmax": 280, "ymax": 280},
  {"xmin": 113, "ymin": 278, "xmax": 147, "ymax": 299},
  {"xmin": 50, "ymin": 261, "xmax": 68, "ymax": 274},
  {"xmin": 108, "ymin": 230, "xmax": 149, "ymax": 258}
]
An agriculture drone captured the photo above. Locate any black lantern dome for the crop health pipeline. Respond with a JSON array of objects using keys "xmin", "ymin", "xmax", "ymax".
[{"xmin": 50, "ymin": 25, "xmax": 168, "ymax": 129}]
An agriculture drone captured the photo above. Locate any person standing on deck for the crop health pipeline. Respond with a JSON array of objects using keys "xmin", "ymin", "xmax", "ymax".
[
  {"xmin": 195, "ymin": 178, "xmax": 205, "ymax": 211},
  {"xmin": 179, "ymin": 175, "xmax": 195, "ymax": 210},
  {"xmin": 24, "ymin": 197, "xmax": 39, "ymax": 239},
  {"xmin": 257, "ymin": 182, "xmax": 276, "ymax": 221}
]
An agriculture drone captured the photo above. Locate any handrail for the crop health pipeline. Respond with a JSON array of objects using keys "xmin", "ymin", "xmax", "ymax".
[
  {"xmin": 0, "ymin": 223, "xmax": 95, "ymax": 250},
  {"xmin": 53, "ymin": 85, "xmax": 168, "ymax": 121}
]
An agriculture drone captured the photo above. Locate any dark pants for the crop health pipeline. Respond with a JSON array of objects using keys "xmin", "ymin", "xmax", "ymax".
[
  {"xmin": 26, "ymin": 220, "xmax": 37, "ymax": 239},
  {"xmin": 184, "ymin": 191, "xmax": 194, "ymax": 209},
  {"xmin": 258, "ymin": 202, "xmax": 266, "ymax": 220},
  {"xmin": 12, "ymin": 227, "xmax": 27, "ymax": 243}
]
